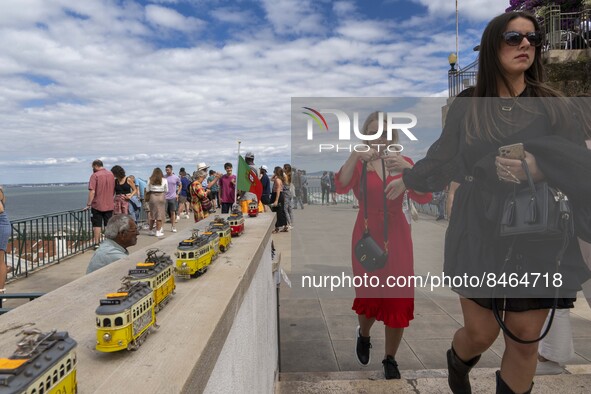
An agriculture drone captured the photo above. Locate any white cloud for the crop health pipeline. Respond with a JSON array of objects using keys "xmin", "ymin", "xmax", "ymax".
[
  {"xmin": 333, "ymin": 1, "xmax": 357, "ymax": 17},
  {"xmin": 260, "ymin": 0, "xmax": 325, "ymax": 35},
  {"xmin": 145, "ymin": 4, "xmax": 205, "ymax": 33},
  {"xmin": 0, "ymin": 0, "xmax": 487, "ymax": 184},
  {"xmin": 412, "ymin": 0, "xmax": 507, "ymax": 22},
  {"xmin": 210, "ymin": 7, "xmax": 254, "ymax": 24},
  {"xmin": 336, "ymin": 19, "xmax": 392, "ymax": 42}
]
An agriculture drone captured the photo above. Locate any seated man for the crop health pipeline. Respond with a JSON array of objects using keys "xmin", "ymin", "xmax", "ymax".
[{"xmin": 86, "ymin": 215, "xmax": 138, "ymax": 274}]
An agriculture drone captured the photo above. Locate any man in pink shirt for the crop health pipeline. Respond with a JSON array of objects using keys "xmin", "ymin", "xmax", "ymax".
[{"xmin": 85, "ymin": 159, "xmax": 115, "ymax": 247}]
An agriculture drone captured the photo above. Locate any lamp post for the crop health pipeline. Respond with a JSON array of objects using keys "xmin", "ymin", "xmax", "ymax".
[
  {"xmin": 448, "ymin": 52, "xmax": 458, "ymax": 97},
  {"xmin": 448, "ymin": 52, "xmax": 458, "ymax": 72},
  {"xmin": 456, "ymin": 0, "xmax": 459, "ymax": 69}
]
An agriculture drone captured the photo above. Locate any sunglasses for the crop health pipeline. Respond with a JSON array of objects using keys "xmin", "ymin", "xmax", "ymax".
[{"xmin": 502, "ymin": 31, "xmax": 542, "ymax": 47}]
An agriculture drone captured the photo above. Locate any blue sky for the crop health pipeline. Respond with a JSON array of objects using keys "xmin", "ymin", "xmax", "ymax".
[{"xmin": 0, "ymin": 0, "xmax": 508, "ymax": 184}]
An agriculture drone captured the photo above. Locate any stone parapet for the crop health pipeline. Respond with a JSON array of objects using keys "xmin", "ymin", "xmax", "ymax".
[{"xmin": 0, "ymin": 213, "xmax": 277, "ymax": 394}]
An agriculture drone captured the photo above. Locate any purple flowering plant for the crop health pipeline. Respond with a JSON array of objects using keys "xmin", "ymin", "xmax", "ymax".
[{"xmin": 506, "ymin": 0, "xmax": 583, "ymax": 13}]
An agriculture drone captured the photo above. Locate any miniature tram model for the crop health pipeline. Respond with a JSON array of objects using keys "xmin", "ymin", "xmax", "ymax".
[
  {"xmin": 207, "ymin": 216, "xmax": 232, "ymax": 252},
  {"xmin": 95, "ymin": 281, "xmax": 157, "ymax": 352},
  {"xmin": 127, "ymin": 249, "xmax": 175, "ymax": 312},
  {"xmin": 175, "ymin": 230, "xmax": 219, "ymax": 279},
  {"xmin": 247, "ymin": 201, "xmax": 259, "ymax": 217},
  {"xmin": 0, "ymin": 329, "xmax": 77, "ymax": 394},
  {"xmin": 227, "ymin": 211, "xmax": 245, "ymax": 237}
]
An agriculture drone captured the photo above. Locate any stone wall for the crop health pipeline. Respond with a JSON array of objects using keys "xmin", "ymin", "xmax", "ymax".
[{"xmin": 543, "ymin": 49, "xmax": 591, "ymax": 95}]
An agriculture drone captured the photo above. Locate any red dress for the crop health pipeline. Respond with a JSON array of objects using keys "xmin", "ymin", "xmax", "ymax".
[{"xmin": 336, "ymin": 158, "xmax": 432, "ymax": 328}]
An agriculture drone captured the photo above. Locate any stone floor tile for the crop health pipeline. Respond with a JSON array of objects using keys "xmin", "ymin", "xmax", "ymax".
[
  {"xmin": 280, "ymin": 316, "xmax": 330, "ymax": 342},
  {"xmin": 280, "ymin": 340, "xmax": 339, "ymax": 372},
  {"xmin": 403, "ymin": 314, "xmax": 461, "ymax": 340},
  {"xmin": 325, "ymin": 314, "xmax": 385, "ymax": 340},
  {"xmin": 404, "ymin": 338, "xmax": 501, "ymax": 369},
  {"xmin": 332, "ymin": 338, "xmax": 424, "ymax": 372},
  {"xmin": 278, "ymin": 298, "xmax": 323, "ymax": 319}
]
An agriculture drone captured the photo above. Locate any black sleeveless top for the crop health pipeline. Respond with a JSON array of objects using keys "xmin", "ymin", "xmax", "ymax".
[{"xmin": 115, "ymin": 177, "xmax": 132, "ymax": 195}]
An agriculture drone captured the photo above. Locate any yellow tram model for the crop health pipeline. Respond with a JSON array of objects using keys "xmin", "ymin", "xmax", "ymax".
[
  {"xmin": 207, "ymin": 216, "xmax": 232, "ymax": 253},
  {"xmin": 175, "ymin": 230, "xmax": 219, "ymax": 279},
  {"xmin": 0, "ymin": 329, "xmax": 77, "ymax": 394},
  {"xmin": 127, "ymin": 249, "xmax": 175, "ymax": 312},
  {"xmin": 95, "ymin": 281, "xmax": 156, "ymax": 352}
]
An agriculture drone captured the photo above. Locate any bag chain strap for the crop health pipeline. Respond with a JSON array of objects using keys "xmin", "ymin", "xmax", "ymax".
[
  {"xmin": 361, "ymin": 160, "xmax": 388, "ymax": 253},
  {"xmin": 493, "ymin": 158, "xmax": 569, "ymax": 344}
]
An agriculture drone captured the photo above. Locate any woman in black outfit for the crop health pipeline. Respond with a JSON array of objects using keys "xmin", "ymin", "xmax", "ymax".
[
  {"xmin": 271, "ymin": 166, "xmax": 288, "ymax": 233},
  {"xmin": 385, "ymin": 12, "xmax": 591, "ymax": 393},
  {"xmin": 111, "ymin": 165, "xmax": 137, "ymax": 215}
]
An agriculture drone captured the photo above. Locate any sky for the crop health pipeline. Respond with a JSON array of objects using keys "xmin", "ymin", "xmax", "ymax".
[{"xmin": 0, "ymin": 0, "xmax": 509, "ymax": 184}]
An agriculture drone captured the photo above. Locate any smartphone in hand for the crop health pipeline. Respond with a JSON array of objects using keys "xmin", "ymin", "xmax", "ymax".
[{"xmin": 498, "ymin": 143, "xmax": 525, "ymax": 160}]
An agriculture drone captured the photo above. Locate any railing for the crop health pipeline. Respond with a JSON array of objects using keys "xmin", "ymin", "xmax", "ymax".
[
  {"xmin": 541, "ymin": 6, "xmax": 590, "ymax": 51},
  {"xmin": 448, "ymin": 59, "xmax": 478, "ymax": 98},
  {"xmin": 4, "ymin": 207, "xmax": 148, "ymax": 282},
  {"xmin": 0, "ymin": 292, "xmax": 44, "ymax": 313},
  {"xmin": 5, "ymin": 208, "xmax": 94, "ymax": 280},
  {"xmin": 303, "ymin": 187, "xmax": 356, "ymax": 205}
]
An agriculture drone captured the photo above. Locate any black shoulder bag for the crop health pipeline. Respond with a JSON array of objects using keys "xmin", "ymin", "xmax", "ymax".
[
  {"xmin": 493, "ymin": 159, "xmax": 573, "ymax": 344},
  {"xmin": 354, "ymin": 161, "xmax": 388, "ymax": 272}
]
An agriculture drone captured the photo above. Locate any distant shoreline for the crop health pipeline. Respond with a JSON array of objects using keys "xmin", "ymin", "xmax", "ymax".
[{"xmin": 3, "ymin": 182, "xmax": 87, "ymax": 188}]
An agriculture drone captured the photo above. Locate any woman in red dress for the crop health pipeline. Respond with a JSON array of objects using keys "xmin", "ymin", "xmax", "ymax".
[{"xmin": 336, "ymin": 111, "xmax": 431, "ymax": 379}]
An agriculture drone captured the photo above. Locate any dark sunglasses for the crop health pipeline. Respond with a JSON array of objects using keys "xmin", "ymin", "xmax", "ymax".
[{"xmin": 502, "ymin": 31, "xmax": 542, "ymax": 47}]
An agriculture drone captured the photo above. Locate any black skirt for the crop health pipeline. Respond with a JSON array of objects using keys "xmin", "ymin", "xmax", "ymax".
[{"xmin": 271, "ymin": 191, "xmax": 287, "ymax": 228}]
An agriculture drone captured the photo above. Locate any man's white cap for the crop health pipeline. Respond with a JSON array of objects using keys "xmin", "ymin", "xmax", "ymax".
[
  {"xmin": 197, "ymin": 162, "xmax": 209, "ymax": 171},
  {"xmin": 260, "ymin": 165, "xmax": 268, "ymax": 171}
]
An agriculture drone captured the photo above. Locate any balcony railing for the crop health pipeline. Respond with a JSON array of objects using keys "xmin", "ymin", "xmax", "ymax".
[
  {"xmin": 4, "ymin": 207, "xmax": 148, "ymax": 282},
  {"xmin": 5, "ymin": 208, "xmax": 94, "ymax": 280},
  {"xmin": 541, "ymin": 6, "xmax": 590, "ymax": 51},
  {"xmin": 448, "ymin": 59, "xmax": 478, "ymax": 98}
]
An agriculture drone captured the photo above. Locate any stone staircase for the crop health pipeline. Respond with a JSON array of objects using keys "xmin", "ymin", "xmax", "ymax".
[{"xmin": 276, "ymin": 366, "xmax": 591, "ymax": 394}]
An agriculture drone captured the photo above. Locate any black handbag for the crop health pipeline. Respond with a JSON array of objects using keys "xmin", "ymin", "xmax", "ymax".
[
  {"xmin": 354, "ymin": 161, "xmax": 388, "ymax": 272},
  {"xmin": 493, "ymin": 159, "xmax": 573, "ymax": 344},
  {"xmin": 500, "ymin": 160, "xmax": 573, "ymax": 239}
]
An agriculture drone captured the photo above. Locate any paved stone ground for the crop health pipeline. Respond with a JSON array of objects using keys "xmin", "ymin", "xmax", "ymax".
[{"xmin": 272, "ymin": 203, "xmax": 591, "ymax": 392}]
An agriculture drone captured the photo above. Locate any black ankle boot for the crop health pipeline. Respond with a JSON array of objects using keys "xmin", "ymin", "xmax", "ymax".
[
  {"xmin": 495, "ymin": 371, "xmax": 533, "ymax": 394},
  {"xmin": 447, "ymin": 347, "xmax": 481, "ymax": 394}
]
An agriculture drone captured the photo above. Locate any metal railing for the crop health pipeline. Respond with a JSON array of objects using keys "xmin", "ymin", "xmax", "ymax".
[
  {"xmin": 4, "ymin": 207, "xmax": 148, "ymax": 281},
  {"xmin": 448, "ymin": 59, "xmax": 478, "ymax": 98},
  {"xmin": 5, "ymin": 208, "xmax": 94, "ymax": 280},
  {"xmin": 303, "ymin": 187, "xmax": 355, "ymax": 205},
  {"xmin": 541, "ymin": 6, "xmax": 590, "ymax": 51}
]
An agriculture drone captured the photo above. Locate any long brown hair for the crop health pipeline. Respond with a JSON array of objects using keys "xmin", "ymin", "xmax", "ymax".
[
  {"xmin": 274, "ymin": 166, "xmax": 286, "ymax": 183},
  {"xmin": 283, "ymin": 164, "xmax": 292, "ymax": 185},
  {"xmin": 466, "ymin": 11, "xmax": 566, "ymax": 143},
  {"xmin": 149, "ymin": 168, "xmax": 164, "ymax": 186}
]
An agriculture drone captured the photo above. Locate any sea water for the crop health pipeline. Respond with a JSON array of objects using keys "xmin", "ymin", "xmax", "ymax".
[{"xmin": 2, "ymin": 184, "xmax": 88, "ymax": 221}]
